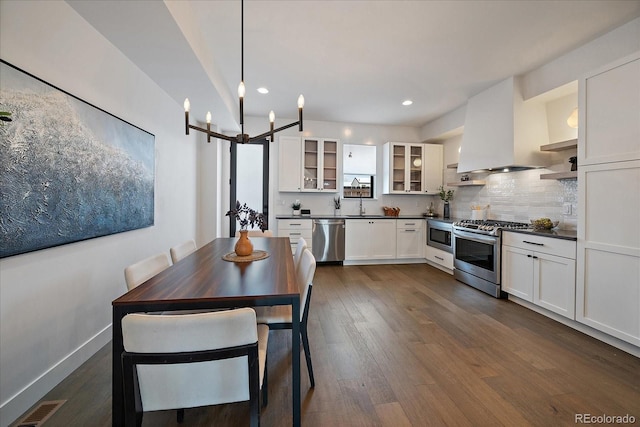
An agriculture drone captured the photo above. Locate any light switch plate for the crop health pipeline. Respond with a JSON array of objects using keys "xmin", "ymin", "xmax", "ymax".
[{"xmin": 562, "ymin": 203, "xmax": 572, "ymax": 215}]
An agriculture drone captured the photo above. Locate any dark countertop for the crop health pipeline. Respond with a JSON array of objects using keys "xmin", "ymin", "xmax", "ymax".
[
  {"xmin": 276, "ymin": 214, "xmax": 428, "ymax": 220},
  {"xmin": 503, "ymin": 228, "xmax": 577, "ymax": 241}
]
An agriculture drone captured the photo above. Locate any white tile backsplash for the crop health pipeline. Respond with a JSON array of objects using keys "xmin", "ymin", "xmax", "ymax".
[{"xmin": 447, "ymin": 169, "xmax": 577, "ymax": 230}]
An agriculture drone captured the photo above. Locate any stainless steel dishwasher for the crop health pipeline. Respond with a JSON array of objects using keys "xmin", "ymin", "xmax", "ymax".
[{"xmin": 312, "ymin": 218, "xmax": 345, "ymax": 263}]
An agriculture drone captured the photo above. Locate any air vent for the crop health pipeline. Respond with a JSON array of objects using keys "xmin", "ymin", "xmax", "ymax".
[{"xmin": 16, "ymin": 400, "xmax": 66, "ymax": 427}]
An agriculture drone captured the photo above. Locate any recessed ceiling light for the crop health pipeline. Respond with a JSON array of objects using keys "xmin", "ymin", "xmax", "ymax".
[
  {"xmin": 402, "ymin": 100, "xmax": 413, "ymax": 106},
  {"xmin": 257, "ymin": 87, "xmax": 269, "ymax": 94}
]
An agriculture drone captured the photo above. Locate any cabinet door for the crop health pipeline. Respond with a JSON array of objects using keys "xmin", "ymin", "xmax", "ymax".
[
  {"xmin": 278, "ymin": 136, "xmax": 302, "ymax": 192},
  {"xmin": 422, "ymin": 144, "xmax": 443, "ymax": 194},
  {"xmin": 321, "ymin": 139, "xmax": 338, "ymax": 191},
  {"xmin": 407, "ymin": 144, "xmax": 424, "ymax": 193},
  {"xmin": 370, "ymin": 220, "xmax": 397, "ymax": 259},
  {"xmin": 391, "ymin": 143, "xmax": 407, "ymax": 192},
  {"xmin": 501, "ymin": 245, "xmax": 533, "ymax": 301},
  {"xmin": 302, "ymin": 138, "xmax": 321, "ymax": 191},
  {"xmin": 397, "ymin": 227, "xmax": 424, "ymax": 258},
  {"xmin": 580, "ymin": 53, "xmax": 640, "ymax": 166},
  {"xmin": 534, "ymin": 253, "xmax": 576, "ymax": 319},
  {"xmin": 345, "ymin": 220, "xmax": 371, "ymax": 260}
]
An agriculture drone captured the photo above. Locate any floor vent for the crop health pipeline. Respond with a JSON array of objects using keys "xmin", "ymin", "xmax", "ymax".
[{"xmin": 16, "ymin": 400, "xmax": 66, "ymax": 427}]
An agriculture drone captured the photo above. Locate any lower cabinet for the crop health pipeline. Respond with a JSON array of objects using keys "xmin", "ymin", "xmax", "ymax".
[
  {"xmin": 425, "ymin": 245, "xmax": 453, "ymax": 271},
  {"xmin": 345, "ymin": 219, "xmax": 396, "ymax": 261},
  {"xmin": 502, "ymin": 232, "xmax": 576, "ymax": 319},
  {"xmin": 396, "ymin": 219, "xmax": 424, "ymax": 258},
  {"xmin": 277, "ymin": 219, "xmax": 312, "ymax": 253}
]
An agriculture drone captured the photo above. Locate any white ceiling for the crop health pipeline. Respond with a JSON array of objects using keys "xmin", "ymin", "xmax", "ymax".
[{"xmin": 68, "ymin": 0, "xmax": 640, "ymax": 132}]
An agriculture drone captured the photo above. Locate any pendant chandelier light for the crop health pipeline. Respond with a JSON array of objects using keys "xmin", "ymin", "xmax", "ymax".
[{"xmin": 183, "ymin": 0, "xmax": 304, "ymax": 143}]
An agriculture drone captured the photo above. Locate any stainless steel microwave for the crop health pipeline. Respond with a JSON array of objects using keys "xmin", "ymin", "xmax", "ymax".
[{"xmin": 427, "ymin": 220, "xmax": 453, "ymax": 253}]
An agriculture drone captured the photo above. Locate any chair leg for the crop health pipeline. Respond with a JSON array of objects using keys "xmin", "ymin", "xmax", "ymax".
[
  {"xmin": 261, "ymin": 353, "xmax": 268, "ymax": 408},
  {"xmin": 177, "ymin": 408, "xmax": 184, "ymax": 423},
  {"xmin": 301, "ymin": 327, "xmax": 315, "ymax": 388}
]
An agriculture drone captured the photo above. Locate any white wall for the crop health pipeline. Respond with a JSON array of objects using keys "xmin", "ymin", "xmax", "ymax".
[{"xmin": 0, "ymin": 1, "xmax": 198, "ymax": 425}]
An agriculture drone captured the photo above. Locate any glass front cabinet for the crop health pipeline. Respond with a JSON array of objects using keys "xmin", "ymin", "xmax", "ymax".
[
  {"xmin": 383, "ymin": 142, "xmax": 442, "ymax": 194},
  {"xmin": 302, "ymin": 138, "xmax": 339, "ymax": 192}
]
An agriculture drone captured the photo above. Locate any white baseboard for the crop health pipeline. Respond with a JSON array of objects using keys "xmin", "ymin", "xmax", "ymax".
[
  {"xmin": 0, "ymin": 324, "xmax": 112, "ymax": 427},
  {"xmin": 343, "ymin": 258, "xmax": 427, "ymax": 266},
  {"xmin": 507, "ymin": 296, "xmax": 640, "ymax": 358}
]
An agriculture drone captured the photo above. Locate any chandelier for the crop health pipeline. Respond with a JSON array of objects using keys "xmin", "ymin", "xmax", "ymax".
[{"xmin": 183, "ymin": 0, "xmax": 304, "ymax": 144}]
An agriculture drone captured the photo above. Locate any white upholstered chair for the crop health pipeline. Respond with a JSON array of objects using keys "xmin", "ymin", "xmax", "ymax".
[
  {"xmin": 124, "ymin": 253, "xmax": 171, "ymax": 291},
  {"xmin": 255, "ymin": 248, "xmax": 316, "ymax": 387},
  {"xmin": 169, "ymin": 240, "xmax": 197, "ymax": 263},
  {"xmin": 236, "ymin": 229, "xmax": 274, "ymax": 237},
  {"xmin": 293, "ymin": 237, "xmax": 308, "ymax": 273},
  {"xmin": 121, "ymin": 308, "xmax": 269, "ymax": 427}
]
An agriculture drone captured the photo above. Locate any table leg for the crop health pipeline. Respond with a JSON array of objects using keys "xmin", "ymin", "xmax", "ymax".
[
  {"xmin": 291, "ymin": 298, "xmax": 301, "ymax": 427},
  {"xmin": 112, "ymin": 306, "xmax": 125, "ymax": 427}
]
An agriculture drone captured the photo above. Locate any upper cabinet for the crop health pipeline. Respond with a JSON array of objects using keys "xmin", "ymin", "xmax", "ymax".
[
  {"xmin": 458, "ymin": 76, "xmax": 550, "ymax": 173},
  {"xmin": 278, "ymin": 136, "xmax": 303, "ymax": 192},
  {"xmin": 382, "ymin": 142, "xmax": 442, "ymax": 194},
  {"xmin": 278, "ymin": 136, "xmax": 340, "ymax": 192},
  {"xmin": 580, "ymin": 54, "xmax": 640, "ymax": 166},
  {"xmin": 302, "ymin": 137, "xmax": 340, "ymax": 192}
]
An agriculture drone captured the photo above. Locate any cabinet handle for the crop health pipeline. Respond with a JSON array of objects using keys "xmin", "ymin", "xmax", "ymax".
[
  {"xmin": 527, "ymin": 254, "xmax": 533, "ymax": 258},
  {"xmin": 435, "ymin": 256, "xmax": 444, "ymax": 261},
  {"xmin": 405, "ymin": 223, "xmax": 416, "ymax": 226},
  {"xmin": 290, "ymin": 232, "xmax": 301, "ymax": 236},
  {"xmin": 405, "ymin": 229, "xmax": 416, "ymax": 232},
  {"xmin": 290, "ymin": 223, "xmax": 301, "ymax": 226},
  {"xmin": 523, "ymin": 240, "xmax": 544, "ymax": 246},
  {"xmin": 532, "ymin": 256, "xmax": 538, "ymax": 259}
]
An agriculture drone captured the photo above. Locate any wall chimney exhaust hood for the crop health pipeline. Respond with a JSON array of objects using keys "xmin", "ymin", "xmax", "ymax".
[{"xmin": 457, "ymin": 76, "xmax": 550, "ymax": 173}]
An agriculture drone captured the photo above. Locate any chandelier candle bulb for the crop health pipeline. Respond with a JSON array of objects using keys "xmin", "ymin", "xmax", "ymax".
[
  {"xmin": 184, "ymin": 98, "xmax": 190, "ymax": 135},
  {"xmin": 269, "ymin": 110, "xmax": 275, "ymax": 141},
  {"xmin": 206, "ymin": 111, "xmax": 212, "ymax": 143},
  {"xmin": 298, "ymin": 95, "xmax": 304, "ymax": 131}
]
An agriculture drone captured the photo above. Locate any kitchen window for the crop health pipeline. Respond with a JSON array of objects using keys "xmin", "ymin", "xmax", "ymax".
[{"xmin": 343, "ymin": 144, "xmax": 376, "ymax": 198}]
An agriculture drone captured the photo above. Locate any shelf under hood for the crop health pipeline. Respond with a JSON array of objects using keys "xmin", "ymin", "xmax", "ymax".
[{"xmin": 457, "ymin": 76, "xmax": 550, "ymax": 173}]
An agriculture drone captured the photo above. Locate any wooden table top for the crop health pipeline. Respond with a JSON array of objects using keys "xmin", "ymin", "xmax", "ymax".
[{"xmin": 113, "ymin": 237, "xmax": 298, "ymax": 308}]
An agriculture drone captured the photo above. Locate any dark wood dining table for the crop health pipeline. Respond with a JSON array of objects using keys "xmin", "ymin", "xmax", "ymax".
[{"xmin": 111, "ymin": 237, "xmax": 301, "ymax": 426}]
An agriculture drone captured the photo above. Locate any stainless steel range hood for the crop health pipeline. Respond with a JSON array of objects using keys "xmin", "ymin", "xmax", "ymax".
[{"xmin": 457, "ymin": 76, "xmax": 550, "ymax": 174}]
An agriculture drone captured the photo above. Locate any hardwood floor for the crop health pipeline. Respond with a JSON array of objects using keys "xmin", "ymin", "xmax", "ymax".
[{"xmin": 13, "ymin": 264, "xmax": 640, "ymax": 426}]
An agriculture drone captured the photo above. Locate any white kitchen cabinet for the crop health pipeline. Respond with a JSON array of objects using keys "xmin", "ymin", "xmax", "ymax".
[
  {"xmin": 576, "ymin": 51, "xmax": 640, "ymax": 347},
  {"xmin": 396, "ymin": 219, "xmax": 424, "ymax": 258},
  {"xmin": 345, "ymin": 219, "xmax": 396, "ymax": 260},
  {"xmin": 382, "ymin": 143, "xmax": 442, "ymax": 194},
  {"xmin": 425, "ymin": 245, "xmax": 454, "ymax": 271},
  {"xmin": 277, "ymin": 219, "xmax": 312, "ymax": 253},
  {"xmin": 422, "ymin": 144, "xmax": 444, "ymax": 194},
  {"xmin": 502, "ymin": 232, "xmax": 576, "ymax": 319},
  {"xmin": 301, "ymin": 137, "xmax": 340, "ymax": 192},
  {"xmin": 278, "ymin": 136, "xmax": 302, "ymax": 192}
]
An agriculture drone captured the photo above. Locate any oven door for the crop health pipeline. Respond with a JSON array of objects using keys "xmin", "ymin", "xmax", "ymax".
[
  {"xmin": 427, "ymin": 221, "xmax": 452, "ymax": 253},
  {"xmin": 453, "ymin": 229, "xmax": 500, "ymax": 284}
]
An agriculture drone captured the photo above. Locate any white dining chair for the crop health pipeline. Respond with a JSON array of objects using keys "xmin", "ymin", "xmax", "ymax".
[
  {"xmin": 293, "ymin": 237, "xmax": 308, "ymax": 273},
  {"xmin": 170, "ymin": 239, "xmax": 197, "ymax": 263},
  {"xmin": 124, "ymin": 253, "xmax": 171, "ymax": 291},
  {"xmin": 121, "ymin": 308, "xmax": 269, "ymax": 426},
  {"xmin": 255, "ymin": 248, "xmax": 316, "ymax": 387}
]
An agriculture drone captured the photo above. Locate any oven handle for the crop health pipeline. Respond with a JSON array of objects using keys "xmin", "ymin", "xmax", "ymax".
[{"xmin": 453, "ymin": 229, "xmax": 499, "ymax": 244}]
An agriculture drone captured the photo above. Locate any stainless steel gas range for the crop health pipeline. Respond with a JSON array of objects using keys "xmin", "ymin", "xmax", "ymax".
[{"xmin": 452, "ymin": 219, "xmax": 530, "ymax": 298}]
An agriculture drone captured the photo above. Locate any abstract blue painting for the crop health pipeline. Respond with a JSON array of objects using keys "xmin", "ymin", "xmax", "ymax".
[{"xmin": 0, "ymin": 60, "xmax": 155, "ymax": 258}]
